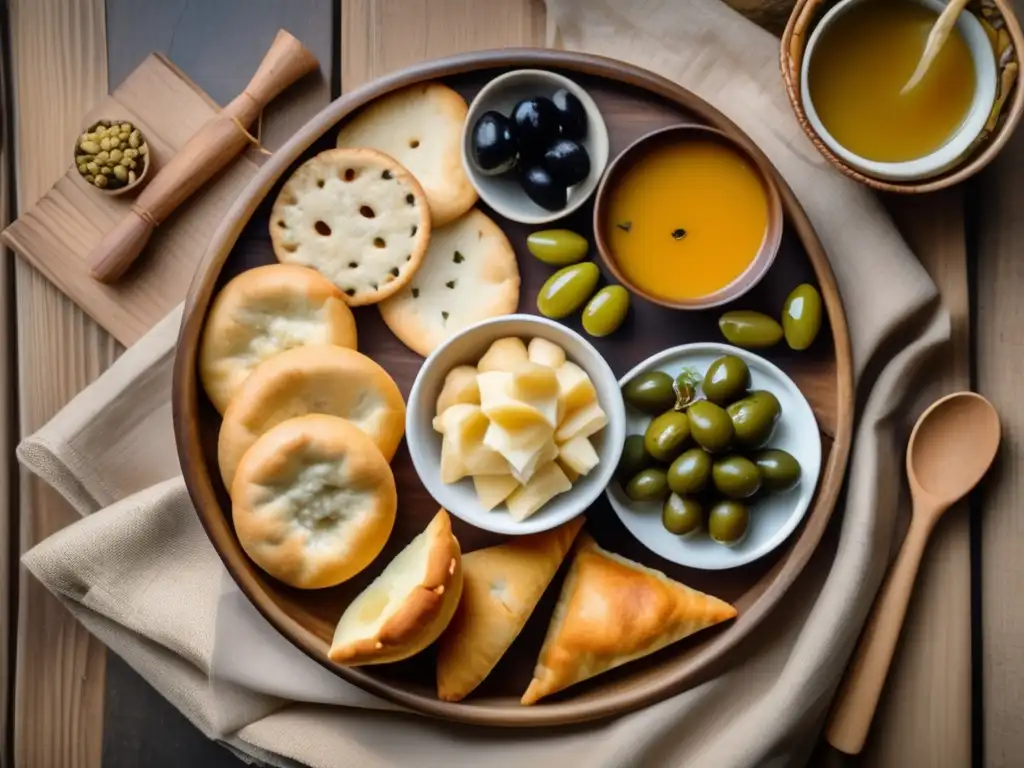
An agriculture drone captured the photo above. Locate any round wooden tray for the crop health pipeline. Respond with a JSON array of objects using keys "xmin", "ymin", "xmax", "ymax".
[{"xmin": 174, "ymin": 49, "xmax": 854, "ymax": 727}]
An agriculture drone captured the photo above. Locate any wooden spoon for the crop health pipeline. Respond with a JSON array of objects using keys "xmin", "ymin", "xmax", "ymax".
[
  {"xmin": 901, "ymin": 0, "xmax": 971, "ymax": 94},
  {"xmin": 826, "ymin": 391, "xmax": 1000, "ymax": 755}
]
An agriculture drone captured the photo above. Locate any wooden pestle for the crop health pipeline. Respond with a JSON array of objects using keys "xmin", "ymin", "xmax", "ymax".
[{"xmin": 87, "ymin": 29, "xmax": 319, "ymax": 283}]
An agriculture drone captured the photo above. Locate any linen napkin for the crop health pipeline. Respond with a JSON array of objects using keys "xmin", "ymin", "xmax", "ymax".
[{"xmin": 18, "ymin": 1, "xmax": 955, "ymax": 766}]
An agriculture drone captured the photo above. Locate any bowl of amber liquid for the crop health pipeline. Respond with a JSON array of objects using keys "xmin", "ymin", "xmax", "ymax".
[{"xmin": 798, "ymin": 0, "xmax": 997, "ymax": 182}]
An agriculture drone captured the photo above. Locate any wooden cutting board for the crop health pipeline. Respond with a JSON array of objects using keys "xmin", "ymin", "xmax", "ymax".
[{"xmin": 1, "ymin": 53, "xmax": 264, "ymax": 347}]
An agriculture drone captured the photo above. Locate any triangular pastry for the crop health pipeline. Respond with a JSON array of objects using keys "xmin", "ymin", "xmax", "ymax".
[
  {"xmin": 521, "ymin": 534, "xmax": 737, "ymax": 705},
  {"xmin": 436, "ymin": 517, "xmax": 584, "ymax": 702}
]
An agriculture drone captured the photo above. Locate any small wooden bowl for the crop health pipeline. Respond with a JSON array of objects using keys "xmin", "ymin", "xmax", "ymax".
[
  {"xmin": 781, "ymin": 0, "xmax": 1024, "ymax": 193},
  {"xmin": 71, "ymin": 119, "xmax": 151, "ymax": 197},
  {"xmin": 592, "ymin": 124, "xmax": 784, "ymax": 310}
]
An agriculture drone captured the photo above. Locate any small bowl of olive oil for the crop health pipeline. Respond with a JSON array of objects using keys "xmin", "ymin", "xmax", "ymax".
[{"xmin": 800, "ymin": 0, "xmax": 997, "ymax": 181}]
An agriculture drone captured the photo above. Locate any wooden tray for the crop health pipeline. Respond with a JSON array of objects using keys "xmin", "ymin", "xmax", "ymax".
[{"xmin": 174, "ymin": 49, "xmax": 854, "ymax": 726}]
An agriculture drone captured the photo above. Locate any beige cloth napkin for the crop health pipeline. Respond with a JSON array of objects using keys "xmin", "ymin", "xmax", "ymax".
[{"xmin": 18, "ymin": 1, "xmax": 956, "ymax": 765}]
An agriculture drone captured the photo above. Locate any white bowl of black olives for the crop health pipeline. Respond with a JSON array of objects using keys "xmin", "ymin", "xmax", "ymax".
[{"xmin": 462, "ymin": 69, "xmax": 609, "ymax": 224}]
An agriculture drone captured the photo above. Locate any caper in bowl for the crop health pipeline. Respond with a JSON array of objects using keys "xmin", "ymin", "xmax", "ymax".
[{"xmin": 73, "ymin": 119, "xmax": 150, "ymax": 195}]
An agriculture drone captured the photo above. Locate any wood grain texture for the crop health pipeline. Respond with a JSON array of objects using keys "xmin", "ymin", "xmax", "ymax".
[
  {"xmin": 8, "ymin": 1, "xmax": 112, "ymax": 767},
  {"xmin": 975, "ymin": 18, "xmax": 1024, "ymax": 757},
  {"xmin": 851, "ymin": 192, "xmax": 972, "ymax": 768}
]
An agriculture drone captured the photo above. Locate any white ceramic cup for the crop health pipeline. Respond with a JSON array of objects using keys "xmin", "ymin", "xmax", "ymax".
[
  {"xmin": 405, "ymin": 314, "xmax": 626, "ymax": 535},
  {"xmin": 800, "ymin": 0, "xmax": 997, "ymax": 181}
]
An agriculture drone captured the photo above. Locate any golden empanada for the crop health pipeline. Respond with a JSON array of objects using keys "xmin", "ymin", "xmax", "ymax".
[
  {"xmin": 521, "ymin": 534, "xmax": 737, "ymax": 705},
  {"xmin": 435, "ymin": 518, "xmax": 584, "ymax": 701}
]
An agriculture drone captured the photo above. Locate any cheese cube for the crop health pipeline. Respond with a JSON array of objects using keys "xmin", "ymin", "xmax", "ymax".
[
  {"xmin": 435, "ymin": 365, "xmax": 480, "ymax": 418},
  {"xmin": 506, "ymin": 462, "xmax": 572, "ymax": 521},
  {"xmin": 473, "ymin": 475, "xmax": 520, "ymax": 511},
  {"xmin": 440, "ymin": 435, "xmax": 469, "ymax": 484},
  {"xmin": 555, "ymin": 401, "xmax": 607, "ymax": 444},
  {"xmin": 477, "ymin": 337, "xmax": 529, "ymax": 373},
  {"xmin": 479, "ymin": 370, "xmax": 555, "ymax": 429},
  {"xmin": 557, "ymin": 458, "xmax": 581, "ymax": 483},
  {"xmin": 558, "ymin": 436, "xmax": 600, "ymax": 477},
  {"xmin": 528, "ymin": 338, "xmax": 566, "ymax": 369},
  {"xmin": 556, "ymin": 362, "xmax": 597, "ymax": 419},
  {"xmin": 511, "ymin": 438, "xmax": 558, "ymax": 485},
  {"xmin": 438, "ymin": 404, "xmax": 488, "ymax": 445},
  {"xmin": 483, "ymin": 421, "xmax": 552, "ymax": 477},
  {"xmin": 513, "ymin": 362, "xmax": 559, "ymax": 399},
  {"xmin": 439, "ymin": 405, "xmax": 508, "ymax": 481}
]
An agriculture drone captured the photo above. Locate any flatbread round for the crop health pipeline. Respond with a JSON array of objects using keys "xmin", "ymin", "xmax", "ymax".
[
  {"xmin": 199, "ymin": 264, "xmax": 358, "ymax": 414},
  {"xmin": 232, "ymin": 414, "xmax": 397, "ymax": 590},
  {"xmin": 378, "ymin": 209, "xmax": 520, "ymax": 357},
  {"xmin": 336, "ymin": 82, "xmax": 477, "ymax": 227},
  {"xmin": 218, "ymin": 345, "xmax": 406, "ymax": 490},
  {"xmin": 270, "ymin": 148, "xmax": 431, "ymax": 307}
]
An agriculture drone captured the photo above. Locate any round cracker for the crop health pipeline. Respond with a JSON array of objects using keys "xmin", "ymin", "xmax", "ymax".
[
  {"xmin": 270, "ymin": 148, "xmax": 431, "ymax": 307},
  {"xmin": 378, "ymin": 209, "xmax": 520, "ymax": 357},
  {"xmin": 199, "ymin": 264, "xmax": 358, "ymax": 414},
  {"xmin": 232, "ymin": 414, "xmax": 397, "ymax": 589},
  {"xmin": 336, "ymin": 82, "xmax": 477, "ymax": 227},
  {"xmin": 218, "ymin": 345, "xmax": 406, "ymax": 490}
]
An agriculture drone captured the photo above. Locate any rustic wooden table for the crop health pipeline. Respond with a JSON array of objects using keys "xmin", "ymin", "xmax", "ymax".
[{"xmin": 1, "ymin": 1, "xmax": 1019, "ymax": 766}]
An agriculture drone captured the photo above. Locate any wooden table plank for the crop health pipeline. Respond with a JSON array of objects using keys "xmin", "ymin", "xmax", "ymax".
[{"xmin": 9, "ymin": 1, "xmax": 113, "ymax": 767}]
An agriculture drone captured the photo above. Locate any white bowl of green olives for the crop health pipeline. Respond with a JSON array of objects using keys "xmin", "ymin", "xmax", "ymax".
[
  {"xmin": 462, "ymin": 69, "xmax": 609, "ymax": 225},
  {"xmin": 607, "ymin": 343, "xmax": 822, "ymax": 570}
]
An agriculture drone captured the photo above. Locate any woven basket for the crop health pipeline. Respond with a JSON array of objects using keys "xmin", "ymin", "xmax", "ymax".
[{"xmin": 780, "ymin": 0, "xmax": 1024, "ymax": 193}]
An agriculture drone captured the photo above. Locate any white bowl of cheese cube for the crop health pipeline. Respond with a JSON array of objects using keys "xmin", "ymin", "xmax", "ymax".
[{"xmin": 406, "ymin": 314, "xmax": 626, "ymax": 535}]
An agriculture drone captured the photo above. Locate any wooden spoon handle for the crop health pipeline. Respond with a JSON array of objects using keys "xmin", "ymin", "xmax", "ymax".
[
  {"xmin": 87, "ymin": 29, "xmax": 318, "ymax": 283},
  {"xmin": 826, "ymin": 507, "xmax": 941, "ymax": 754}
]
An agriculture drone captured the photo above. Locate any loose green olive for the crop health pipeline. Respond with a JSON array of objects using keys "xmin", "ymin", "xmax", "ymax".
[
  {"xmin": 662, "ymin": 494, "xmax": 703, "ymax": 536},
  {"xmin": 644, "ymin": 410, "xmax": 691, "ymax": 462},
  {"xmin": 719, "ymin": 310, "xmax": 783, "ymax": 349},
  {"xmin": 617, "ymin": 434, "xmax": 655, "ymax": 482},
  {"xmin": 708, "ymin": 500, "xmax": 750, "ymax": 546},
  {"xmin": 582, "ymin": 285, "xmax": 630, "ymax": 337},
  {"xmin": 753, "ymin": 449, "xmax": 802, "ymax": 491},
  {"xmin": 623, "ymin": 372, "xmax": 676, "ymax": 415},
  {"xmin": 702, "ymin": 355, "xmax": 751, "ymax": 405},
  {"xmin": 667, "ymin": 448, "xmax": 712, "ymax": 495},
  {"xmin": 536, "ymin": 262, "xmax": 600, "ymax": 319},
  {"xmin": 712, "ymin": 455, "xmax": 763, "ymax": 499},
  {"xmin": 783, "ymin": 284, "xmax": 823, "ymax": 351},
  {"xmin": 686, "ymin": 400, "xmax": 734, "ymax": 453},
  {"xmin": 526, "ymin": 229, "xmax": 589, "ymax": 266},
  {"xmin": 728, "ymin": 390, "xmax": 782, "ymax": 448},
  {"xmin": 625, "ymin": 467, "xmax": 670, "ymax": 502}
]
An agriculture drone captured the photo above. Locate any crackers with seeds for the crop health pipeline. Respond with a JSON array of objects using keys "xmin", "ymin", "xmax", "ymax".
[
  {"xmin": 336, "ymin": 83, "xmax": 477, "ymax": 227},
  {"xmin": 270, "ymin": 148, "xmax": 431, "ymax": 307},
  {"xmin": 379, "ymin": 209, "xmax": 520, "ymax": 357}
]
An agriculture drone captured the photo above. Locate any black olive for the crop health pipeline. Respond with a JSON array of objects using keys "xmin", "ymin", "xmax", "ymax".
[
  {"xmin": 552, "ymin": 88, "xmax": 588, "ymax": 140},
  {"xmin": 542, "ymin": 139, "xmax": 591, "ymax": 187},
  {"xmin": 511, "ymin": 97, "xmax": 561, "ymax": 146},
  {"xmin": 520, "ymin": 165, "xmax": 567, "ymax": 211},
  {"xmin": 470, "ymin": 111, "xmax": 518, "ymax": 175}
]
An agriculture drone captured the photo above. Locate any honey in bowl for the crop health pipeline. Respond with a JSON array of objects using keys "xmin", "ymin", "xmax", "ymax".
[
  {"xmin": 604, "ymin": 138, "xmax": 770, "ymax": 304},
  {"xmin": 807, "ymin": 0, "xmax": 976, "ymax": 163}
]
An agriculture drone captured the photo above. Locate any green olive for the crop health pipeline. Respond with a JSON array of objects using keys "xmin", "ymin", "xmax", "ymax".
[
  {"xmin": 662, "ymin": 494, "xmax": 703, "ymax": 536},
  {"xmin": 644, "ymin": 410, "xmax": 691, "ymax": 462},
  {"xmin": 667, "ymin": 447, "xmax": 712, "ymax": 495},
  {"xmin": 719, "ymin": 310, "xmax": 783, "ymax": 349},
  {"xmin": 728, "ymin": 390, "xmax": 782, "ymax": 448},
  {"xmin": 686, "ymin": 400, "xmax": 734, "ymax": 453},
  {"xmin": 622, "ymin": 372, "xmax": 676, "ymax": 415},
  {"xmin": 582, "ymin": 285, "xmax": 630, "ymax": 337},
  {"xmin": 625, "ymin": 467, "xmax": 670, "ymax": 502},
  {"xmin": 712, "ymin": 455, "xmax": 763, "ymax": 499},
  {"xmin": 536, "ymin": 262, "xmax": 600, "ymax": 319},
  {"xmin": 702, "ymin": 355, "xmax": 751, "ymax": 405},
  {"xmin": 753, "ymin": 449, "xmax": 802, "ymax": 491},
  {"xmin": 617, "ymin": 434, "xmax": 655, "ymax": 482},
  {"xmin": 708, "ymin": 500, "xmax": 750, "ymax": 546},
  {"xmin": 527, "ymin": 229, "xmax": 589, "ymax": 266},
  {"xmin": 783, "ymin": 284, "xmax": 823, "ymax": 351}
]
